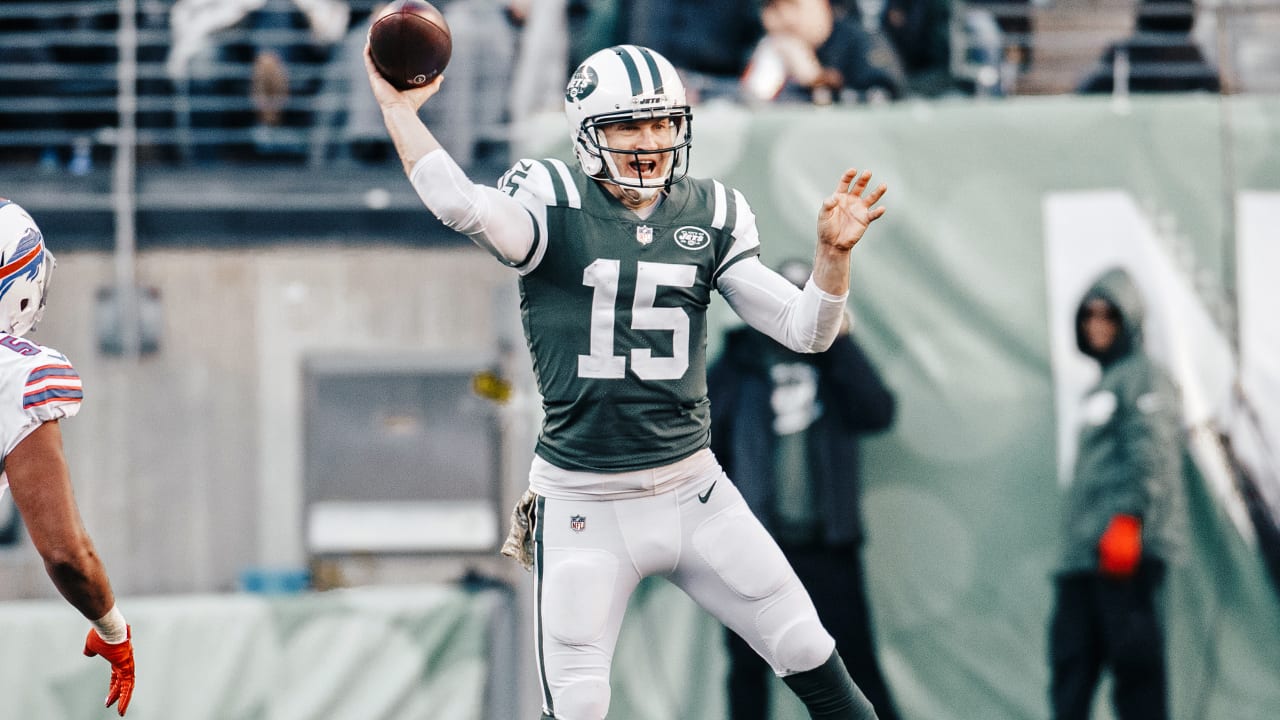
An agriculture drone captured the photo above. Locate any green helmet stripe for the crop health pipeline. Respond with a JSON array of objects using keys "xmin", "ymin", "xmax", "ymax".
[
  {"xmin": 636, "ymin": 46, "xmax": 664, "ymax": 95},
  {"xmin": 610, "ymin": 45, "xmax": 644, "ymax": 96}
]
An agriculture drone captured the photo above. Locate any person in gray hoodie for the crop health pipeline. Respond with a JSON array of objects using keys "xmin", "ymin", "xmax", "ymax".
[{"xmin": 1049, "ymin": 267, "xmax": 1186, "ymax": 720}]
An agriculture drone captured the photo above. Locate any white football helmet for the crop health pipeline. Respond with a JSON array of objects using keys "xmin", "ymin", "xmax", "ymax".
[
  {"xmin": 0, "ymin": 200, "xmax": 56, "ymax": 337},
  {"xmin": 564, "ymin": 45, "xmax": 693, "ymax": 195}
]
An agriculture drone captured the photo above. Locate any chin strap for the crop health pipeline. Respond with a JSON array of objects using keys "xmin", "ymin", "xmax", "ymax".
[{"xmin": 620, "ymin": 186, "xmax": 661, "ymax": 204}]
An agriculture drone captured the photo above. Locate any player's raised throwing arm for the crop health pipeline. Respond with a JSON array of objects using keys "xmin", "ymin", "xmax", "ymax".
[
  {"xmin": 364, "ymin": 44, "xmax": 536, "ymax": 267},
  {"xmin": 363, "ymin": 43, "xmax": 444, "ymax": 175}
]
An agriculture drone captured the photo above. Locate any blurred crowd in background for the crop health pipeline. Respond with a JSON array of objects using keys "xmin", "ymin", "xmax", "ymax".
[{"xmin": 0, "ymin": 0, "xmax": 1227, "ymax": 175}]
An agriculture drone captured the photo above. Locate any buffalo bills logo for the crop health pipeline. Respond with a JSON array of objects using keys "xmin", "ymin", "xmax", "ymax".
[
  {"xmin": 569, "ymin": 515, "xmax": 586, "ymax": 533},
  {"xmin": 0, "ymin": 228, "xmax": 44, "ymax": 298},
  {"xmin": 13, "ymin": 228, "xmax": 41, "ymax": 258}
]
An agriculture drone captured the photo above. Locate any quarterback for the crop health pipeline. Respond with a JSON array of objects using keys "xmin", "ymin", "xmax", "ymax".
[
  {"xmin": 367, "ymin": 43, "xmax": 886, "ymax": 720},
  {"xmin": 0, "ymin": 200, "xmax": 135, "ymax": 716}
]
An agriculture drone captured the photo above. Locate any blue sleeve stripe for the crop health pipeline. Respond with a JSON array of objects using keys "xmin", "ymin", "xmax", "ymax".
[
  {"xmin": 23, "ymin": 387, "xmax": 84, "ymax": 408},
  {"xmin": 26, "ymin": 366, "xmax": 80, "ymax": 383}
]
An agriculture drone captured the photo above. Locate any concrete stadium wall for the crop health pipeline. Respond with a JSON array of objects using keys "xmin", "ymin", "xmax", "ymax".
[{"xmin": 0, "ymin": 244, "xmax": 525, "ymax": 597}]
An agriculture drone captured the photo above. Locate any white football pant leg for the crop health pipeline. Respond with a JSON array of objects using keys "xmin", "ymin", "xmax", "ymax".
[
  {"xmin": 670, "ymin": 470, "xmax": 836, "ymax": 676},
  {"xmin": 535, "ymin": 493, "xmax": 681, "ymax": 719}
]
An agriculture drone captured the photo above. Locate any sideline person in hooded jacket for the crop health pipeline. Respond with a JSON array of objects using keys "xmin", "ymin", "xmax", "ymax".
[{"xmin": 1050, "ymin": 266, "xmax": 1187, "ymax": 720}]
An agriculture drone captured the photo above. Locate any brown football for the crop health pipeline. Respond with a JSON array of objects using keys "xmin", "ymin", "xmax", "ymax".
[{"xmin": 368, "ymin": 0, "xmax": 452, "ymax": 90}]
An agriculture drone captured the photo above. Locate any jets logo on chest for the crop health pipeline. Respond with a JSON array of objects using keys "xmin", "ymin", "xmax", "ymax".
[
  {"xmin": 636, "ymin": 225, "xmax": 654, "ymax": 245},
  {"xmin": 674, "ymin": 226, "xmax": 711, "ymax": 250}
]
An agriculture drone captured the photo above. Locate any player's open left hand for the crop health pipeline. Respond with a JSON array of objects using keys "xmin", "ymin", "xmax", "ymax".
[
  {"xmin": 817, "ymin": 169, "xmax": 887, "ymax": 253},
  {"xmin": 363, "ymin": 43, "xmax": 443, "ymax": 112},
  {"xmin": 84, "ymin": 626, "xmax": 135, "ymax": 716}
]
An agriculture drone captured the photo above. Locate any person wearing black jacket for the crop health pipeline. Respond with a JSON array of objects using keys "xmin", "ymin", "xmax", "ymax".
[
  {"xmin": 1076, "ymin": 0, "xmax": 1219, "ymax": 94},
  {"xmin": 709, "ymin": 259, "xmax": 901, "ymax": 720}
]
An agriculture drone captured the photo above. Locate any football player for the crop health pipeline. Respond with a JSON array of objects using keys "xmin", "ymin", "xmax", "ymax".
[
  {"xmin": 366, "ymin": 43, "xmax": 886, "ymax": 720},
  {"xmin": 0, "ymin": 200, "xmax": 135, "ymax": 716}
]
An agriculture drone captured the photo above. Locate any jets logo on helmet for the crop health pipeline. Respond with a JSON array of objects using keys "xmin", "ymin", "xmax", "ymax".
[
  {"xmin": 564, "ymin": 45, "xmax": 693, "ymax": 197},
  {"xmin": 565, "ymin": 66, "xmax": 598, "ymax": 102},
  {"xmin": 0, "ymin": 200, "xmax": 57, "ymax": 337}
]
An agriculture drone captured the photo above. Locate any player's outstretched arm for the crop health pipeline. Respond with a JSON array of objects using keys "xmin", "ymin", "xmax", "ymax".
[
  {"xmin": 364, "ymin": 43, "xmax": 446, "ymax": 176},
  {"xmin": 6, "ymin": 420, "xmax": 114, "ymax": 618},
  {"xmin": 7, "ymin": 420, "xmax": 135, "ymax": 716},
  {"xmin": 811, "ymin": 168, "xmax": 887, "ymax": 297}
]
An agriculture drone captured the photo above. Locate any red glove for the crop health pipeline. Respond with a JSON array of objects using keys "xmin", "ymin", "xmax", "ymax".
[
  {"xmin": 83, "ymin": 626, "xmax": 135, "ymax": 716},
  {"xmin": 1098, "ymin": 514, "xmax": 1142, "ymax": 578}
]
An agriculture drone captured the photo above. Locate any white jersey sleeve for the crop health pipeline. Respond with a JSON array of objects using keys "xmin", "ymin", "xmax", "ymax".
[
  {"xmin": 717, "ymin": 256, "xmax": 848, "ymax": 353},
  {"xmin": 494, "ymin": 157, "xmax": 582, "ymax": 275},
  {"xmin": 0, "ymin": 335, "xmax": 82, "ymax": 491},
  {"xmin": 710, "ymin": 188, "xmax": 844, "ymax": 351},
  {"xmin": 408, "ymin": 149, "xmax": 543, "ymax": 272}
]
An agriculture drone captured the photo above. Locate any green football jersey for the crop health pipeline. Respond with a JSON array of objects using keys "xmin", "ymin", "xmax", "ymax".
[{"xmin": 498, "ymin": 158, "xmax": 761, "ymax": 471}]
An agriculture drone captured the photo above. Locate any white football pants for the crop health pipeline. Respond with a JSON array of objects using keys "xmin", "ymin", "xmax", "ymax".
[{"xmin": 531, "ymin": 452, "xmax": 835, "ymax": 720}]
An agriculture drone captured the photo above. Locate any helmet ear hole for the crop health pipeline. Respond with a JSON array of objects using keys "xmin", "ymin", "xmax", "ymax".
[
  {"xmin": 575, "ymin": 130, "xmax": 605, "ymax": 177},
  {"xmin": 19, "ymin": 299, "xmax": 28, "ymax": 311}
]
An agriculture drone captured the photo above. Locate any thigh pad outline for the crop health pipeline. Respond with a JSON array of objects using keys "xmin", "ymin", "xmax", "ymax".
[
  {"xmin": 692, "ymin": 507, "xmax": 791, "ymax": 600},
  {"xmin": 542, "ymin": 548, "xmax": 620, "ymax": 646}
]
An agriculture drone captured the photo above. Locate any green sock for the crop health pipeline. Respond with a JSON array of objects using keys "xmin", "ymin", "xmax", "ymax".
[{"xmin": 782, "ymin": 650, "xmax": 879, "ymax": 720}]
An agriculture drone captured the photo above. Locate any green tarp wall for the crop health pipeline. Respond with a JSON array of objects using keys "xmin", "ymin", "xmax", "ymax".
[
  {"xmin": 599, "ymin": 95, "xmax": 1280, "ymax": 720},
  {"xmin": 0, "ymin": 585, "xmax": 503, "ymax": 719}
]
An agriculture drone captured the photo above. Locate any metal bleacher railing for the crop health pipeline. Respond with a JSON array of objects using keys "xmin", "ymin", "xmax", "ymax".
[
  {"xmin": 3, "ymin": 0, "xmax": 1279, "ymax": 175},
  {"xmin": 0, "ymin": 0, "xmax": 385, "ymax": 171},
  {"xmin": 952, "ymin": 0, "xmax": 1280, "ymax": 96}
]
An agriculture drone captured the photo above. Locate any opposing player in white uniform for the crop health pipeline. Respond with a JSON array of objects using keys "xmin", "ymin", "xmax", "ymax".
[
  {"xmin": 366, "ymin": 44, "xmax": 887, "ymax": 720},
  {"xmin": 0, "ymin": 200, "xmax": 135, "ymax": 716}
]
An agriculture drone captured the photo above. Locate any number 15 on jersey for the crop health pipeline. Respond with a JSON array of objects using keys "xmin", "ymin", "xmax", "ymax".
[{"xmin": 578, "ymin": 259, "xmax": 696, "ymax": 382}]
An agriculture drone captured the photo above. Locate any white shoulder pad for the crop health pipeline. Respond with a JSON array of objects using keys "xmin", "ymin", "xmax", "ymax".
[
  {"xmin": 497, "ymin": 158, "xmax": 581, "ymax": 210},
  {"xmin": 712, "ymin": 182, "xmax": 761, "ymax": 277},
  {"xmin": 15, "ymin": 342, "xmax": 83, "ymax": 422}
]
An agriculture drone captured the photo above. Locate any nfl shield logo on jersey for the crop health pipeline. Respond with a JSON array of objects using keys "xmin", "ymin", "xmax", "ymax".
[
  {"xmin": 635, "ymin": 225, "xmax": 653, "ymax": 245},
  {"xmin": 569, "ymin": 515, "xmax": 587, "ymax": 533}
]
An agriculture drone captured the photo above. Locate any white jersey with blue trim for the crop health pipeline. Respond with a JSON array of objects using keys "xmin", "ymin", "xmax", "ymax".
[{"xmin": 0, "ymin": 333, "xmax": 82, "ymax": 493}]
